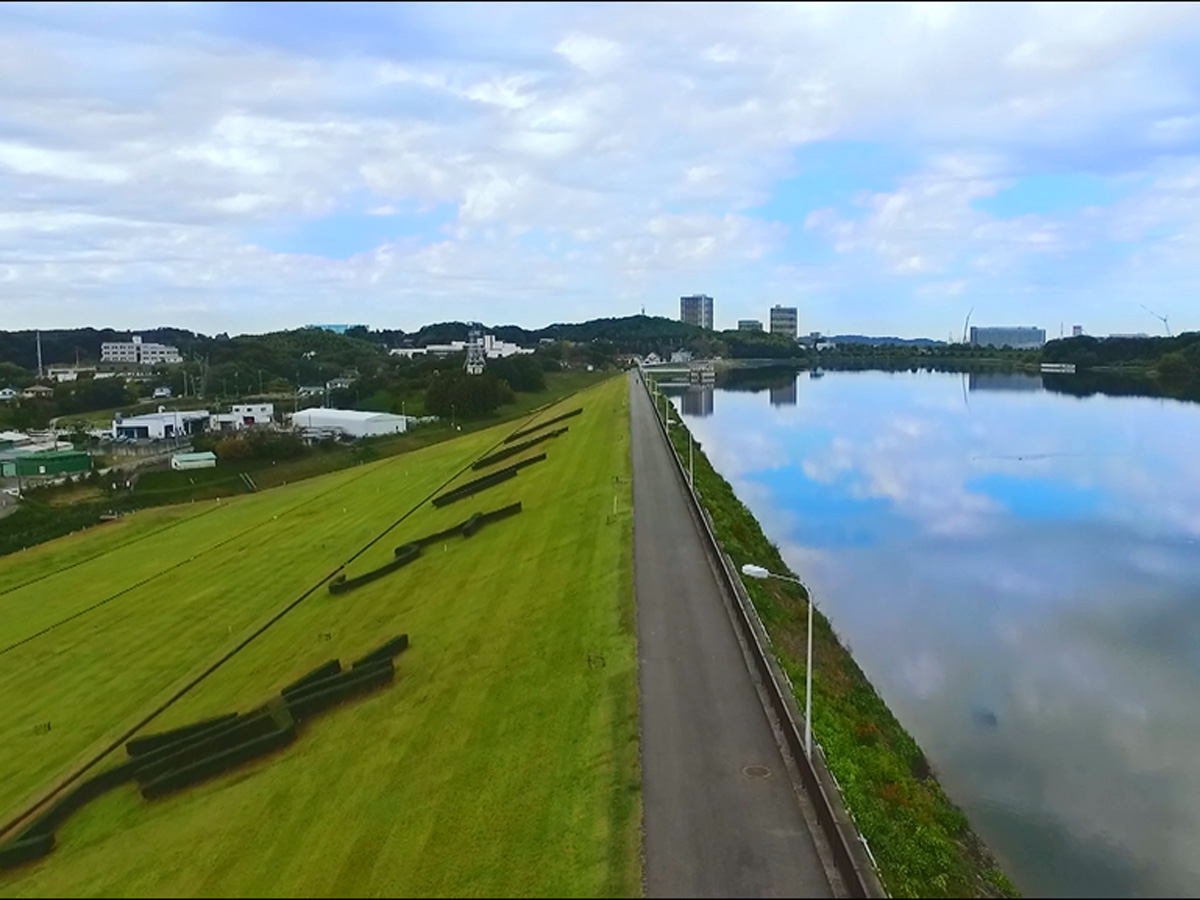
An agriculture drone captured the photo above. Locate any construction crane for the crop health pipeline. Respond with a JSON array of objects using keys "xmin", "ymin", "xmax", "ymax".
[
  {"xmin": 1140, "ymin": 304, "xmax": 1172, "ymax": 337},
  {"xmin": 961, "ymin": 307, "xmax": 974, "ymax": 345}
]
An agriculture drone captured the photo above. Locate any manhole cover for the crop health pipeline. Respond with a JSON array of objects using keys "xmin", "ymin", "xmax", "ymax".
[{"xmin": 742, "ymin": 765, "xmax": 771, "ymax": 779}]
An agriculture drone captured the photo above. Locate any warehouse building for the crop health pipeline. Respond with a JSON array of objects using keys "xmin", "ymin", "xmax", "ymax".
[
  {"xmin": 0, "ymin": 449, "xmax": 91, "ymax": 478},
  {"xmin": 290, "ymin": 408, "xmax": 408, "ymax": 440},
  {"xmin": 112, "ymin": 408, "xmax": 210, "ymax": 441}
]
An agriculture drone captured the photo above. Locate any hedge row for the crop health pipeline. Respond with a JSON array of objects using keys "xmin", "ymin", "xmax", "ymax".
[
  {"xmin": 0, "ymin": 758, "xmax": 140, "ymax": 869},
  {"xmin": 285, "ymin": 659, "xmax": 394, "ymax": 723},
  {"xmin": 503, "ymin": 407, "xmax": 582, "ymax": 444},
  {"xmin": 431, "ymin": 467, "xmax": 517, "ymax": 508},
  {"xmin": 351, "ymin": 634, "xmax": 409, "ymax": 668},
  {"xmin": 328, "ymin": 542, "xmax": 422, "ymax": 595},
  {"xmin": 280, "ymin": 660, "xmax": 342, "ymax": 698},
  {"xmin": 141, "ymin": 720, "xmax": 297, "ymax": 801},
  {"xmin": 0, "ymin": 831, "xmax": 53, "ymax": 870},
  {"xmin": 126, "ymin": 713, "xmax": 240, "ymax": 757},
  {"xmin": 133, "ymin": 712, "xmax": 281, "ymax": 787},
  {"xmin": 471, "ymin": 428, "xmax": 568, "ymax": 470},
  {"xmin": 1, "ymin": 632, "xmax": 410, "ymax": 869}
]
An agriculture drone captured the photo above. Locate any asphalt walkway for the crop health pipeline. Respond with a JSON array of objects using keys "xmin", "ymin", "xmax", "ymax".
[{"xmin": 630, "ymin": 371, "xmax": 833, "ymax": 898}]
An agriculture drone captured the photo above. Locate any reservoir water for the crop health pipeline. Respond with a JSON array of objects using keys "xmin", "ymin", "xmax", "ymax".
[{"xmin": 669, "ymin": 368, "xmax": 1200, "ymax": 898}]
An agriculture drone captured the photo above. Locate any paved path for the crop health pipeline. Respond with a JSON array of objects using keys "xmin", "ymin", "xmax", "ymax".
[{"xmin": 630, "ymin": 372, "xmax": 833, "ymax": 898}]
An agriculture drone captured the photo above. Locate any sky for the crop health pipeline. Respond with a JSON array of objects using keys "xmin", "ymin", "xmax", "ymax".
[{"xmin": 4, "ymin": 1, "xmax": 1200, "ymax": 337}]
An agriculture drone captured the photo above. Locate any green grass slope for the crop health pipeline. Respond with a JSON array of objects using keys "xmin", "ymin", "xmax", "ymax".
[
  {"xmin": 0, "ymin": 427, "xmax": 504, "ymax": 830},
  {"xmin": 1, "ymin": 377, "xmax": 640, "ymax": 898}
]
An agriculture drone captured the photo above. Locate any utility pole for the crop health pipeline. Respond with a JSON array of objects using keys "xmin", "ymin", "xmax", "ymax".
[{"xmin": 36, "ymin": 329, "xmax": 43, "ymax": 380}]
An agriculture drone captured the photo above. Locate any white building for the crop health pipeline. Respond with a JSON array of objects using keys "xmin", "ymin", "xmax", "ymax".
[
  {"xmin": 210, "ymin": 403, "xmax": 274, "ymax": 432},
  {"xmin": 100, "ymin": 336, "xmax": 184, "ymax": 366},
  {"xmin": 112, "ymin": 408, "xmax": 209, "ymax": 441},
  {"xmin": 171, "ymin": 451, "xmax": 217, "ymax": 470},
  {"xmin": 47, "ymin": 366, "xmax": 97, "ymax": 383},
  {"xmin": 290, "ymin": 408, "xmax": 408, "ymax": 439},
  {"xmin": 389, "ymin": 334, "xmax": 534, "ymax": 360}
]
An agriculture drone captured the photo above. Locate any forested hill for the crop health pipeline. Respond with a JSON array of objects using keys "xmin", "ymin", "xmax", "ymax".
[{"xmin": 1042, "ymin": 332, "xmax": 1200, "ymax": 377}]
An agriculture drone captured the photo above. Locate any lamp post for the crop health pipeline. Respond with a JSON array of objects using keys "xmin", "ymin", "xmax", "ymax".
[{"xmin": 742, "ymin": 563, "xmax": 817, "ymax": 759}]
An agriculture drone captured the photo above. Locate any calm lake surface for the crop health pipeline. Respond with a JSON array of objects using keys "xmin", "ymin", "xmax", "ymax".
[{"xmin": 669, "ymin": 368, "xmax": 1200, "ymax": 899}]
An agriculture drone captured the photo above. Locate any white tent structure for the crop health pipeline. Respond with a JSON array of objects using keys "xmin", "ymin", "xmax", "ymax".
[{"xmin": 290, "ymin": 408, "xmax": 408, "ymax": 439}]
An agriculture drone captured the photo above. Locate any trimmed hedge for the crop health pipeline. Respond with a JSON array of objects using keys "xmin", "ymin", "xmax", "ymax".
[
  {"xmin": 0, "ymin": 759, "xmax": 140, "ymax": 870},
  {"xmin": 503, "ymin": 407, "xmax": 582, "ymax": 443},
  {"xmin": 133, "ymin": 711, "xmax": 280, "ymax": 786},
  {"xmin": 122, "ymin": 715, "xmax": 250, "ymax": 781},
  {"xmin": 471, "ymin": 428, "xmax": 567, "ymax": 470},
  {"xmin": 0, "ymin": 831, "xmax": 54, "ymax": 870},
  {"xmin": 286, "ymin": 659, "xmax": 395, "ymax": 722},
  {"xmin": 280, "ymin": 660, "xmax": 342, "ymax": 698},
  {"xmin": 126, "ymin": 713, "xmax": 240, "ymax": 757},
  {"xmin": 476, "ymin": 501, "xmax": 523, "ymax": 527},
  {"xmin": 141, "ymin": 721, "xmax": 298, "ymax": 801},
  {"xmin": 351, "ymin": 634, "xmax": 409, "ymax": 668},
  {"xmin": 329, "ymin": 542, "xmax": 423, "ymax": 595},
  {"xmin": 431, "ymin": 467, "xmax": 518, "ymax": 508},
  {"xmin": 1, "ymin": 632, "xmax": 407, "ymax": 868}
]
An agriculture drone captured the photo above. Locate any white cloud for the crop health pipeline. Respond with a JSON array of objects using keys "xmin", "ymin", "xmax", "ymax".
[{"xmin": 3, "ymin": 2, "xmax": 1200, "ymax": 331}]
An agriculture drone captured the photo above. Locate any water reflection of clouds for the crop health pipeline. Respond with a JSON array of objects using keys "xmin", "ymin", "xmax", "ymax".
[{"xmin": 679, "ymin": 373, "xmax": 1200, "ymax": 897}]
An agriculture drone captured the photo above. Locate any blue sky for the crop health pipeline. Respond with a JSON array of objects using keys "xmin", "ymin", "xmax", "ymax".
[{"xmin": 4, "ymin": 2, "xmax": 1200, "ymax": 336}]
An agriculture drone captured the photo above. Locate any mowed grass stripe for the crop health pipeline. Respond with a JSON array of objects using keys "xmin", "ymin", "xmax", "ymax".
[
  {"xmin": 0, "ymin": 388, "xmax": 582, "ymax": 841},
  {"xmin": 3, "ymin": 378, "xmax": 641, "ymax": 898},
  {"xmin": 0, "ymin": 426, "xmax": 507, "ymax": 836},
  {"xmin": 0, "ymin": 463, "xmax": 384, "ymax": 651},
  {"xmin": 0, "ymin": 504, "xmax": 213, "ymax": 596}
]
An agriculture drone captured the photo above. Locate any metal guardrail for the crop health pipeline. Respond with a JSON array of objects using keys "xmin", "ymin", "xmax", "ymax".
[{"xmin": 636, "ymin": 368, "xmax": 886, "ymax": 899}]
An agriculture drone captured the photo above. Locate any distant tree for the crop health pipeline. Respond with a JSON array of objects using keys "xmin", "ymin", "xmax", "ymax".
[
  {"xmin": 425, "ymin": 371, "xmax": 513, "ymax": 419},
  {"xmin": 1156, "ymin": 352, "xmax": 1194, "ymax": 381},
  {"xmin": 488, "ymin": 355, "xmax": 546, "ymax": 392}
]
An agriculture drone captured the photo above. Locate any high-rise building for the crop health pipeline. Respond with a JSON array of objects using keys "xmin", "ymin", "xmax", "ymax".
[
  {"xmin": 769, "ymin": 377, "xmax": 797, "ymax": 406},
  {"xmin": 680, "ymin": 294, "xmax": 714, "ymax": 330},
  {"xmin": 1072, "ymin": 325, "xmax": 1083, "ymax": 337},
  {"xmin": 769, "ymin": 305, "xmax": 798, "ymax": 340},
  {"xmin": 737, "ymin": 319, "xmax": 763, "ymax": 332},
  {"xmin": 680, "ymin": 387, "xmax": 714, "ymax": 417},
  {"xmin": 968, "ymin": 326, "xmax": 1046, "ymax": 349}
]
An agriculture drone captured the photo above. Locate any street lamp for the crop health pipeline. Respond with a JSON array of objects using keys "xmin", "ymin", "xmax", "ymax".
[{"xmin": 742, "ymin": 562, "xmax": 817, "ymax": 759}]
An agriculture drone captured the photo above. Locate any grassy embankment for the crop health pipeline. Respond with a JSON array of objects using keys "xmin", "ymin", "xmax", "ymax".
[
  {"xmin": 1, "ymin": 370, "xmax": 610, "ymax": 558},
  {"xmin": 655, "ymin": 394, "xmax": 1017, "ymax": 900},
  {"xmin": 0, "ymin": 376, "xmax": 640, "ymax": 897}
]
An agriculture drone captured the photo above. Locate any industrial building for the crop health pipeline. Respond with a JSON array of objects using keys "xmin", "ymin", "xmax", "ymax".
[
  {"xmin": 769, "ymin": 305, "xmax": 798, "ymax": 340},
  {"xmin": 210, "ymin": 403, "xmax": 275, "ymax": 432},
  {"xmin": 0, "ymin": 449, "xmax": 91, "ymax": 478},
  {"xmin": 968, "ymin": 326, "xmax": 1046, "ymax": 349},
  {"xmin": 112, "ymin": 408, "xmax": 210, "ymax": 441},
  {"xmin": 737, "ymin": 319, "xmax": 763, "ymax": 332},
  {"xmin": 290, "ymin": 408, "xmax": 408, "ymax": 440},
  {"xmin": 680, "ymin": 294, "xmax": 714, "ymax": 330},
  {"xmin": 171, "ymin": 451, "xmax": 217, "ymax": 471},
  {"xmin": 100, "ymin": 336, "xmax": 183, "ymax": 366}
]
